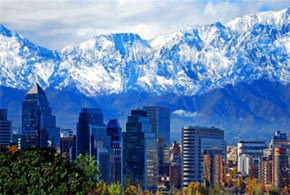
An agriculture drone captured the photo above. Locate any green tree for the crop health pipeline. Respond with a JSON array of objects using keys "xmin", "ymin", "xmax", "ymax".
[
  {"xmin": 93, "ymin": 180, "xmax": 109, "ymax": 194},
  {"xmin": 0, "ymin": 148, "xmax": 86, "ymax": 194},
  {"xmin": 108, "ymin": 183, "xmax": 122, "ymax": 195},
  {"xmin": 74, "ymin": 154, "xmax": 100, "ymax": 191}
]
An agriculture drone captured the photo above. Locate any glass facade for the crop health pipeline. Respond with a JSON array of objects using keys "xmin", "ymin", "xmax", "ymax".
[
  {"xmin": 22, "ymin": 83, "xmax": 60, "ymax": 150},
  {"xmin": 123, "ymin": 110, "xmax": 158, "ymax": 191},
  {"xmin": 76, "ymin": 108, "xmax": 114, "ymax": 184},
  {"xmin": 106, "ymin": 119, "xmax": 122, "ymax": 183},
  {"xmin": 0, "ymin": 109, "xmax": 11, "ymax": 148}
]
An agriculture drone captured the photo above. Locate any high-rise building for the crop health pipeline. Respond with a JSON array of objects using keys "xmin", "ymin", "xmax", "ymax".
[
  {"xmin": 143, "ymin": 106, "xmax": 170, "ymax": 185},
  {"xmin": 169, "ymin": 141, "xmax": 182, "ymax": 189},
  {"xmin": 260, "ymin": 155, "xmax": 273, "ymax": 186},
  {"xmin": 270, "ymin": 131, "xmax": 290, "ymax": 168},
  {"xmin": 123, "ymin": 109, "xmax": 158, "ymax": 191},
  {"xmin": 76, "ymin": 108, "xmax": 104, "ymax": 156},
  {"xmin": 0, "ymin": 109, "xmax": 12, "ymax": 148},
  {"xmin": 204, "ymin": 149, "xmax": 225, "ymax": 187},
  {"xmin": 143, "ymin": 106, "xmax": 170, "ymax": 145},
  {"xmin": 76, "ymin": 108, "xmax": 114, "ymax": 184},
  {"xmin": 60, "ymin": 129, "xmax": 74, "ymax": 158},
  {"xmin": 181, "ymin": 126, "xmax": 225, "ymax": 187},
  {"xmin": 22, "ymin": 83, "xmax": 60, "ymax": 150},
  {"xmin": 106, "ymin": 119, "xmax": 122, "ymax": 183},
  {"xmin": 237, "ymin": 141, "xmax": 267, "ymax": 179},
  {"xmin": 273, "ymin": 147, "xmax": 288, "ymax": 188},
  {"xmin": 238, "ymin": 154, "xmax": 252, "ymax": 176}
]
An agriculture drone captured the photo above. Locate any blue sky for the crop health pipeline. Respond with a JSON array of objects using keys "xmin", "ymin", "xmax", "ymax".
[{"xmin": 1, "ymin": 0, "xmax": 289, "ymax": 50}]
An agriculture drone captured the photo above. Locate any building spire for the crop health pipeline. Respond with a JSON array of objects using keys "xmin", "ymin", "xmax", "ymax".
[{"xmin": 26, "ymin": 82, "xmax": 45, "ymax": 95}]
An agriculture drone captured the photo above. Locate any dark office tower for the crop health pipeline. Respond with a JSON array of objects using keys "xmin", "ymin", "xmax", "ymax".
[
  {"xmin": 76, "ymin": 108, "xmax": 114, "ymax": 184},
  {"xmin": 123, "ymin": 109, "xmax": 158, "ymax": 191},
  {"xmin": 106, "ymin": 119, "xmax": 122, "ymax": 183},
  {"xmin": 143, "ymin": 106, "xmax": 170, "ymax": 186},
  {"xmin": 0, "ymin": 109, "xmax": 12, "ymax": 148},
  {"xmin": 22, "ymin": 83, "xmax": 60, "ymax": 150},
  {"xmin": 169, "ymin": 141, "xmax": 182, "ymax": 189},
  {"xmin": 181, "ymin": 126, "xmax": 225, "ymax": 187},
  {"xmin": 76, "ymin": 108, "xmax": 105, "ymax": 156},
  {"xmin": 143, "ymin": 106, "xmax": 170, "ymax": 145}
]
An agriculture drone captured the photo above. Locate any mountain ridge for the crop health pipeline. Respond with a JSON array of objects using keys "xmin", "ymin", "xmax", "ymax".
[{"xmin": 1, "ymin": 8, "xmax": 289, "ymax": 97}]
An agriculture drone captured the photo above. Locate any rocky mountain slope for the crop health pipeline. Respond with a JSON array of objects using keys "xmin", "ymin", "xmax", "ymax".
[{"xmin": 1, "ymin": 8, "xmax": 289, "ymax": 96}]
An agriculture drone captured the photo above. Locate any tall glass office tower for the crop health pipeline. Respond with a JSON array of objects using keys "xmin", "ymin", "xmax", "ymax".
[
  {"xmin": 143, "ymin": 106, "xmax": 170, "ymax": 185},
  {"xmin": 0, "ymin": 109, "xmax": 11, "ymax": 148},
  {"xmin": 22, "ymin": 83, "xmax": 60, "ymax": 150},
  {"xmin": 123, "ymin": 109, "xmax": 158, "ymax": 191},
  {"xmin": 143, "ymin": 106, "xmax": 170, "ymax": 145},
  {"xmin": 106, "ymin": 119, "xmax": 122, "ymax": 183},
  {"xmin": 76, "ymin": 108, "xmax": 114, "ymax": 184},
  {"xmin": 76, "ymin": 108, "xmax": 106, "ymax": 155}
]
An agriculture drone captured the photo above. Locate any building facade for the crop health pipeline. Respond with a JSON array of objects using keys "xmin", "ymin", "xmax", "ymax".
[
  {"xmin": 22, "ymin": 83, "xmax": 60, "ymax": 150},
  {"xmin": 122, "ymin": 109, "xmax": 158, "ymax": 191},
  {"xmin": 273, "ymin": 147, "xmax": 288, "ymax": 188},
  {"xmin": 181, "ymin": 126, "xmax": 225, "ymax": 187},
  {"xmin": 60, "ymin": 129, "xmax": 74, "ymax": 158},
  {"xmin": 76, "ymin": 108, "xmax": 114, "ymax": 184},
  {"xmin": 204, "ymin": 149, "xmax": 225, "ymax": 187},
  {"xmin": 0, "ymin": 109, "xmax": 11, "ymax": 148},
  {"xmin": 143, "ymin": 106, "xmax": 170, "ymax": 186},
  {"xmin": 237, "ymin": 141, "xmax": 267, "ymax": 179},
  {"xmin": 76, "ymin": 108, "xmax": 104, "ymax": 156},
  {"xmin": 106, "ymin": 119, "xmax": 122, "ymax": 183},
  {"xmin": 169, "ymin": 141, "xmax": 182, "ymax": 189}
]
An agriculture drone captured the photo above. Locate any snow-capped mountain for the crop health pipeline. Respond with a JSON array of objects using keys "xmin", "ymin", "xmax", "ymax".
[{"xmin": 0, "ymin": 8, "xmax": 289, "ymax": 97}]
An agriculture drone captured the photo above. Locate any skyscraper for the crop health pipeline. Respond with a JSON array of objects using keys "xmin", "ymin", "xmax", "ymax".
[
  {"xmin": 22, "ymin": 83, "xmax": 60, "ymax": 150},
  {"xmin": 273, "ymin": 147, "xmax": 288, "ymax": 188},
  {"xmin": 76, "ymin": 108, "xmax": 114, "ymax": 184},
  {"xmin": 181, "ymin": 126, "xmax": 225, "ymax": 187},
  {"xmin": 143, "ymin": 106, "xmax": 170, "ymax": 185},
  {"xmin": 143, "ymin": 106, "xmax": 170, "ymax": 145},
  {"xmin": 123, "ymin": 109, "xmax": 158, "ymax": 191},
  {"xmin": 270, "ymin": 131, "xmax": 290, "ymax": 166},
  {"xmin": 76, "ymin": 108, "xmax": 105, "ymax": 156},
  {"xmin": 204, "ymin": 149, "xmax": 225, "ymax": 187},
  {"xmin": 0, "ymin": 109, "xmax": 12, "ymax": 148},
  {"xmin": 106, "ymin": 119, "xmax": 122, "ymax": 183}
]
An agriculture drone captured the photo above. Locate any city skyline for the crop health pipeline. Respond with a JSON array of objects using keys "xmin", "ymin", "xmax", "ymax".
[{"xmin": 1, "ymin": 82, "xmax": 289, "ymax": 193}]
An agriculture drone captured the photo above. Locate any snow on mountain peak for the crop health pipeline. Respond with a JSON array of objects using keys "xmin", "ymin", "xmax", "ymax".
[{"xmin": 0, "ymin": 8, "xmax": 289, "ymax": 96}]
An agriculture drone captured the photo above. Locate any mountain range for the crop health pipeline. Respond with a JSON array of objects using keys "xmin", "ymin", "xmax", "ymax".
[{"xmin": 0, "ymin": 8, "xmax": 289, "ymax": 144}]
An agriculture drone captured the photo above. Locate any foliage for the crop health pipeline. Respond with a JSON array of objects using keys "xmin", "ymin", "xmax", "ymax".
[
  {"xmin": 267, "ymin": 186, "xmax": 279, "ymax": 195},
  {"xmin": 183, "ymin": 182, "xmax": 206, "ymax": 195},
  {"xmin": 108, "ymin": 183, "xmax": 122, "ymax": 195},
  {"xmin": 123, "ymin": 185, "xmax": 138, "ymax": 195},
  {"xmin": 93, "ymin": 180, "xmax": 109, "ymax": 194},
  {"xmin": 74, "ymin": 154, "xmax": 100, "ymax": 191},
  {"xmin": 0, "ymin": 148, "xmax": 86, "ymax": 194}
]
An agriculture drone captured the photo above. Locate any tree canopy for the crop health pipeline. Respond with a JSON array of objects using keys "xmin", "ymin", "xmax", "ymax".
[{"xmin": 0, "ymin": 148, "xmax": 98, "ymax": 194}]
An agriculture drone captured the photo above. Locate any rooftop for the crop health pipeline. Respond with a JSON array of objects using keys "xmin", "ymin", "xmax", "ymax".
[{"xmin": 26, "ymin": 83, "xmax": 45, "ymax": 95}]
